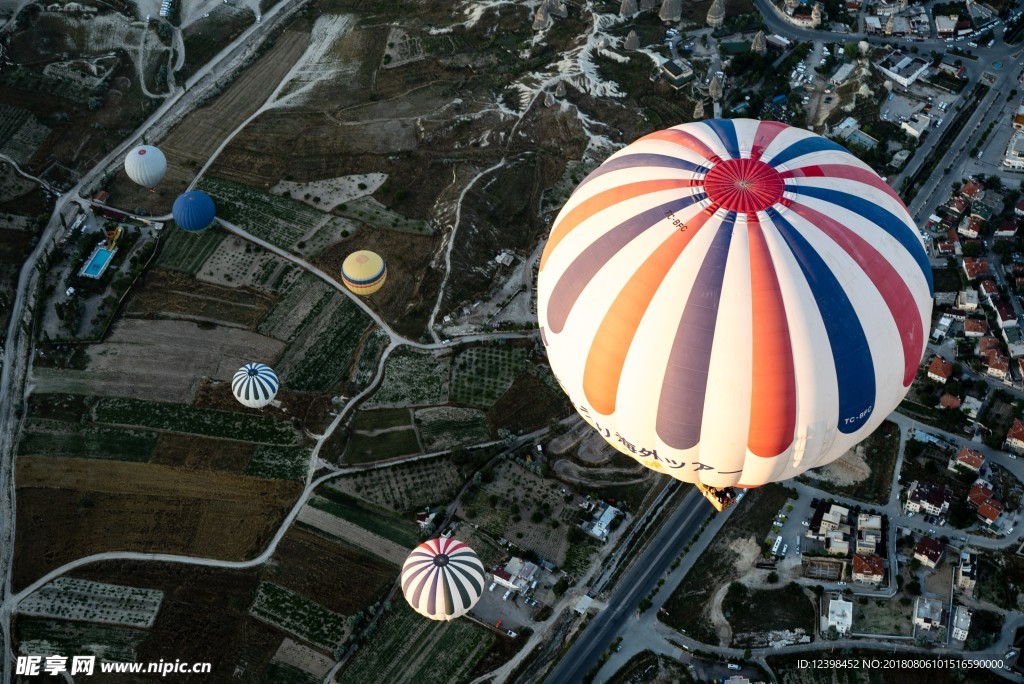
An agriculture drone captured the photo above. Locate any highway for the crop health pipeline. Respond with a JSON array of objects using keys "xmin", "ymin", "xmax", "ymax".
[{"xmin": 544, "ymin": 489, "xmax": 713, "ymax": 684}]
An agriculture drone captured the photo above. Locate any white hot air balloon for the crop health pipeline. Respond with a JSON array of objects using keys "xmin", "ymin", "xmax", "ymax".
[
  {"xmin": 401, "ymin": 538, "xmax": 486, "ymax": 621},
  {"xmin": 537, "ymin": 119, "xmax": 932, "ymax": 510},
  {"xmin": 232, "ymin": 363, "xmax": 279, "ymax": 409},
  {"xmin": 124, "ymin": 145, "xmax": 167, "ymax": 189}
]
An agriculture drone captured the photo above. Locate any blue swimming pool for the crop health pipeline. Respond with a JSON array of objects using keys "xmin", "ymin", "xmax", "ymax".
[{"xmin": 78, "ymin": 246, "xmax": 116, "ymax": 279}]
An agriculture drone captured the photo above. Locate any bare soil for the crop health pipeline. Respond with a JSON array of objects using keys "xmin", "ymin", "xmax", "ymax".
[
  {"xmin": 126, "ymin": 268, "xmax": 275, "ymax": 329},
  {"xmin": 13, "ymin": 457, "xmax": 300, "ymax": 590},
  {"xmin": 487, "ymin": 371, "xmax": 572, "ymax": 435},
  {"xmin": 149, "ymin": 432, "xmax": 255, "ymax": 472}
]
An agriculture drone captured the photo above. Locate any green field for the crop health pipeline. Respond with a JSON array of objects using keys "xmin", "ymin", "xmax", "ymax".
[
  {"xmin": 351, "ymin": 329, "xmax": 391, "ymax": 389},
  {"xmin": 345, "ymin": 429, "xmax": 421, "ymax": 463},
  {"xmin": 17, "ymin": 419, "xmax": 158, "ymax": 462},
  {"xmin": 337, "ymin": 602, "xmax": 494, "ymax": 684},
  {"xmin": 247, "ymin": 445, "xmax": 310, "ymax": 480},
  {"xmin": 154, "ymin": 226, "xmax": 226, "ymax": 274},
  {"xmin": 251, "ymin": 582, "xmax": 348, "ymax": 653},
  {"xmin": 366, "ymin": 349, "xmax": 450, "ymax": 407},
  {"xmin": 335, "ymin": 195, "xmax": 433, "ymax": 235},
  {"xmin": 94, "ymin": 397, "xmax": 299, "ymax": 445},
  {"xmin": 257, "ymin": 272, "xmax": 333, "ymax": 341},
  {"xmin": 414, "ymin": 408, "xmax": 490, "ymax": 451},
  {"xmin": 16, "ymin": 618, "xmax": 148, "ymax": 662},
  {"xmin": 261, "ymin": 662, "xmax": 318, "ymax": 684},
  {"xmin": 199, "ymin": 176, "xmax": 326, "ymax": 250},
  {"xmin": 351, "ymin": 408, "xmax": 412, "ymax": 432},
  {"xmin": 310, "ymin": 486, "xmax": 420, "ymax": 548},
  {"xmin": 449, "ymin": 346, "xmax": 530, "ymax": 406},
  {"xmin": 277, "ymin": 297, "xmax": 373, "ymax": 392}
]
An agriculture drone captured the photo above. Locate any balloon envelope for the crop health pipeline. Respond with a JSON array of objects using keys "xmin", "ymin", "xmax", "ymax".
[
  {"xmin": 172, "ymin": 191, "xmax": 216, "ymax": 232},
  {"xmin": 401, "ymin": 538, "xmax": 486, "ymax": 621},
  {"xmin": 342, "ymin": 250, "xmax": 386, "ymax": 295},
  {"xmin": 537, "ymin": 118, "xmax": 932, "ymax": 492},
  {"xmin": 232, "ymin": 363, "xmax": 278, "ymax": 408},
  {"xmin": 124, "ymin": 145, "xmax": 167, "ymax": 188}
]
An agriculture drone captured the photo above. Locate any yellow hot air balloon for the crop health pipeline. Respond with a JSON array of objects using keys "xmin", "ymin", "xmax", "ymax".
[{"xmin": 342, "ymin": 250, "xmax": 386, "ymax": 296}]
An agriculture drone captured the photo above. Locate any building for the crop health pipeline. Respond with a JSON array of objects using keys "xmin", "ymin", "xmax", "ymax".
[
  {"xmin": 995, "ymin": 298, "xmax": 1018, "ymax": 329},
  {"xmin": 952, "ymin": 605, "xmax": 972, "ymax": 641},
  {"xmin": 852, "ymin": 554, "xmax": 885, "ymax": 583},
  {"xmin": 1004, "ymin": 327, "xmax": 1024, "ymax": 358},
  {"xmin": 983, "ymin": 349, "xmax": 1009, "ymax": 379},
  {"xmin": 827, "ymin": 597, "xmax": 853, "ymax": 635},
  {"xmin": 994, "ymin": 219, "xmax": 1018, "ymax": 239},
  {"xmin": 956, "ymin": 551, "xmax": 978, "ymax": 592},
  {"xmin": 937, "ymin": 54, "xmax": 966, "ymax": 78},
  {"xmin": 968, "ymin": 482, "xmax": 1003, "ymax": 525},
  {"xmin": 659, "ymin": 60, "xmax": 695, "ymax": 89},
  {"xmin": 915, "ymin": 597, "xmax": 945, "ymax": 630},
  {"xmin": 1006, "ymin": 131, "xmax": 1024, "ymax": 170},
  {"xmin": 1007, "ymin": 418, "xmax": 1024, "ymax": 453},
  {"xmin": 1015, "ymin": 100, "xmax": 1024, "ymax": 130},
  {"xmin": 914, "ymin": 536, "xmax": 945, "ymax": 569},
  {"xmin": 927, "ymin": 357, "xmax": 953, "ymax": 383},
  {"xmin": 957, "ymin": 289, "xmax": 979, "ymax": 311},
  {"xmin": 582, "ymin": 502, "xmax": 621, "ymax": 541},
  {"xmin": 494, "ymin": 556, "xmax": 540, "ymax": 592},
  {"xmin": 856, "ymin": 514, "xmax": 882, "ymax": 554},
  {"xmin": 873, "ymin": 51, "xmax": 930, "ymax": 87},
  {"xmin": 961, "ymin": 179, "xmax": 985, "ymax": 201},
  {"xmin": 979, "ymin": 279, "xmax": 999, "ymax": 301},
  {"xmin": 906, "ymin": 481, "xmax": 955, "ymax": 516},
  {"xmin": 958, "ymin": 215, "xmax": 982, "ymax": 239},
  {"xmin": 1015, "ymin": 199, "xmax": 1024, "ymax": 217},
  {"xmin": 830, "ymin": 61, "xmax": 857, "ymax": 85},
  {"xmin": 934, "ymin": 14, "xmax": 957, "ymax": 36},
  {"xmin": 964, "ymin": 318, "xmax": 987, "ymax": 337},
  {"xmin": 949, "ymin": 447, "xmax": 984, "ymax": 473},
  {"xmin": 901, "ymin": 114, "xmax": 931, "ymax": 139},
  {"xmin": 940, "ymin": 393, "xmax": 961, "ymax": 409},
  {"xmin": 766, "ymin": 34, "xmax": 793, "ymax": 51},
  {"xmin": 963, "ymin": 395, "xmax": 983, "ymax": 418},
  {"xmin": 963, "ymin": 257, "xmax": 989, "ymax": 280}
]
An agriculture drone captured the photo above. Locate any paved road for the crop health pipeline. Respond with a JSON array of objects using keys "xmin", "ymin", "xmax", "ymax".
[{"xmin": 544, "ymin": 488, "xmax": 714, "ymax": 684}]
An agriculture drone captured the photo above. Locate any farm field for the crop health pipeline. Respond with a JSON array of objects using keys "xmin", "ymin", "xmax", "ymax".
[
  {"xmin": 13, "ymin": 458, "xmax": 301, "ymax": 590},
  {"xmin": 17, "ymin": 419, "xmax": 158, "ymax": 462},
  {"xmin": 18, "ymin": 577, "xmax": 162, "ymax": 627},
  {"xmin": 350, "ymin": 329, "xmax": 391, "ymax": 389},
  {"xmin": 337, "ymin": 601, "xmax": 494, "ymax": 684},
  {"xmin": 15, "ymin": 618, "xmax": 148, "ymax": 663},
  {"xmin": 127, "ymin": 268, "xmax": 275, "ymax": 329},
  {"xmin": 179, "ymin": 7, "xmax": 255, "ymax": 81},
  {"xmin": 344, "ymin": 428, "xmax": 421, "ymax": 464},
  {"xmin": 154, "ymin": 228, "xmax": 227, "ymax": 275},
  {"xmin": 449, "ymin": 345, "xmax": 531, "ymax": 407},
  {"xmin": 250, "ymin": 582, "xmax": 348, "ymax": 654},
  {"xmin": 276, "ymin": 295, "xmax": 373, "ymax": 392},
  {"xmin": 247, "ymin": 445, "xmax": 311, "ymax": 480},
  {"xmin": 351, "ymin": 408, "xmax": 413, "ymax": 432},
  {"xmin": 268, "ymin": 528, "xmax": 397, "ymax": 615},
  {"xmin": 93, "ymin": 396, "xmax": 300, "ymax": 445},
  {"xmin": 270, "ymin": 639, "xmax": 334, "ymax": 682},
  {"xmin": 414, "ymin": 406, "xmax": 490, "ymax": 451},
  {"xmin": 106, "ymin": 30, "xmax": 310, "ymax": 213},
  {"xmin": 31, "ymin": 319, "xmax": 285, "ymax": 402},
  {"xmin": 149, "ymin": 433, "xmax": 255, "ymax": 472},
  {"xmin": 365, "ymin": 349, "xmax": 450, "ymax": 407},
  {"xmin": 296, "ymin": 504, "xmax": 409, "ymax": 566},
  {"xmin": 723, "ymin": 583, "xmax": 814, "ymax": 647},
  {"xmin": 334, "ymin": 457, "xmax": 463, "ymax": 512},
  {"xmin": 198, "ymin": 176, "xmax": 330, "ymax": 253},
  {"xmin": 310, "ymin": 485, "xmax": 420, "ymax": 548},
  {"xmin": 853, "ymin": 596, "xmax": 914, "ymax": 635},
  {"xmin": 257, "ymin": 272, "xmax": 333, "ymax": 342},
  {"xmin": 488, "ymin": 367, "xmax": 573, "ymax": 434}
]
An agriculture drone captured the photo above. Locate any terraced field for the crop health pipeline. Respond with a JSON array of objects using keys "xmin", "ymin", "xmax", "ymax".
[
  {"xmin": 449, "ymin": 346, "xmax": 530, "ymax": 407},
  {"xmin": 155, "ymin": 228, "xmax": 226, "ymax": 274},
  {"xmin": 257, "ymin": 272, "xmax": 333, "ymax": 342},
  {"xmin": 17, "ymin": 420, "xmax": 158, "ymax": 462},
  {"xmin": 276, "ymin": 296, "xmax": 373, "ymax": 392},
  {"xmin": 250, "ymin": 582, "xmax": 348, "ymax": 653},
  {"xmin": 414, "ymin": 407, "xmax": 490, "ymax": 451},
  {"xmin": 365, "ymin": 349, "xmax": 450, "ymax": 408}
]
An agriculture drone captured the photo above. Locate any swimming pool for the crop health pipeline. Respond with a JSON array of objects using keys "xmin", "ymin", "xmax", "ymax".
[{"xmin": 78, "ymin": 245, "xmax": 117, "ymax": 279}]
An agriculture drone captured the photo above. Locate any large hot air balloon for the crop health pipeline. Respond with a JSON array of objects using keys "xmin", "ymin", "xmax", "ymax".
[
  {"xmin": 172, "ymin": 191, "xmax": 216, "ymax": 232},
  {"xmin": 401, "ymin": 538, "xmax": 486, "ymax": 621},
  {"xmin": 232, "ymin": 363, "xmax": 278, "ymax": 409},
  {"xmin": 341, "ymin": 250, "xmax": 386, "ymax": 296},
  {"xmin": 538, "ymin": 119, "xmax": 932, "ymax": 510},
  {"xmin": 124, "ymin": 145, "xmax": 167, "ymax": 189}
]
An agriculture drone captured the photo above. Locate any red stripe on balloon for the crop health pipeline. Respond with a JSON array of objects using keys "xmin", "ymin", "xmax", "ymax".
[
  {"xmin": 637, "ymin": 129, "xmax": 723, "ymax": 164},
  {"xmin": 747, "ymin": 216, "xmax": 796, "ymax": 457},
  {"xmin": 749, "ymin": 120, "xmax": 790, "ymax": 161},
  {"xmin": 780, "ymin": 164, "xmax": 906, "ymax": 208},
  {"xmin": 787, "ymin": 201, "xmax": 922, "ymax": 386},
  {"xmin": 583, "ymin": 210, "xmax": 714, "ymax": 415}
]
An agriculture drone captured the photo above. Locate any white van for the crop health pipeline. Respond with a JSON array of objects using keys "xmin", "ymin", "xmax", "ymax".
[
  {"xmin": 502, "ymin": 590, "xmax": 511, "ymax": 601},
  {"xmin": 489, "ymin": 582, "xmax": 496, "ymax": 592}
]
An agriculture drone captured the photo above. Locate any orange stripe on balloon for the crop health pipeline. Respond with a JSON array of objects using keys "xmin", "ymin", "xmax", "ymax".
[
  {"xmin": 540, "ymin": 178, "xmax": 699, "ymax": 271},
  {"xmin": 638, "ymin": 129, "xmax": 722, "ymax": 163},
  {"xmin": 582, "ymin": 211, "xmax": 713, "ymax": 415},
  {"xmin": 747, "ymin": 217, "xmax": 796, "ymax": 457}
]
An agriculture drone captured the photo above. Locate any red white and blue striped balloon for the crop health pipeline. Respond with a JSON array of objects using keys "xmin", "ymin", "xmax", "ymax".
[
  {"xmin": 232, "ymin": 363, "xmax": 279, "ymax": 409},
  {"xmin": 401, "ymin": 538, "xmax": 486, "ymax": 621},
  {"xmin": 538, "ymin": 119, "xmax": 932, "ymax": 489}
]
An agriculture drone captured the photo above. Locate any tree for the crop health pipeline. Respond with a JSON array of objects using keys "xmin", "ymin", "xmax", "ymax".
[
  {"xmin": 767, "ymin": 571, "xmax": 780, "ymax": 583},
  {"xmin": 743, "ymin": 647, "xmax": 752, "ymax": 659}
]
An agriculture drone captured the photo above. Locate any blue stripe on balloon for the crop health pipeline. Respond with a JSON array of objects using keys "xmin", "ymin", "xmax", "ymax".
[
  {"xmin": 579, "ymin": 154, "xmax": 709, "ymax": 189},
  {"xmin": 766, "ymin": 136, "xmax": 853, "ymax": 168},
  {"xmin": 655, "ymin": 216, "xmax": 734, "ymax": 449},
  {"xmin": 547, "ymin": 194, "xmax": 706, "ymax": 333},
  {"xmin": 344, "ymin": 266, "xmax": 386, "ymax": 285},
  {"xmin": 785, "ymin": 185, "xmax": 934, "ymax": 294},
  {"xmin": 765, "ymin": 207, "xmax": 875, "ymax": 434},
  {"xmin": 702, "ymin": 119, "xmax": 740, "ymax": 159}
]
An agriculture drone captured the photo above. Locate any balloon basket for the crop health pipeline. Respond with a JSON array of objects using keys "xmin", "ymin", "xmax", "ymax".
[{"xmin": 696, "ymin": 483, "xmax": 737, "ymax": 512}]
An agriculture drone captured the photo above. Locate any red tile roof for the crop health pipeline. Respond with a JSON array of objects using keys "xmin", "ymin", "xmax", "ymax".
[
  {"xmin": 996, "ymin": 299, "xmax": 1017, "ymax": 323},
  {"xmin": 980, "ymin": 279, "xmax": 999, "ymax": 295},
  {"xmin": 1008, "ymin": 418, "xmax": 1024, "ymax": 445},
  {"xmin": 914, "ymin": 537, "xmax": 945, "ymax": 564},
  {"xmin": 963, "ymin": 258, "xmax": 989, "ymax": 279},
  {"xmin": 853, "ymin": 554, "xmax": 885, "ymax": 578},
  {"xmin": 928, "ymin": 356, "xmax": 953, "ymax": 380},
  {"xmin": 955, "ymin": 448, "xmax": 984, "ymax": 470},
  {"xmin": 979, "ymin": 336, "xmax": 1000, "ymax": 354},
  {"xmin": 941, "ymin": 393, "xmax": 962, "ymax": 409},
  {"xmin": 961, "ymin": 180, "xmax": 984, "ymax": 199},
  {"xmin": 969, "ymin": 483, "xmax": 994, "ymax": 508},
  {"xmin": 964, "ymin": 319, "xmax": 988, "ymax": 334},
  {"xmin": 978, "ymin": 499, "xmax": 1003, "ymax": 522}
]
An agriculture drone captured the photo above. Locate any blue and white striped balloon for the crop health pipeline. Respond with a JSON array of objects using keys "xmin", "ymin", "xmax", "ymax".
[{"xmin": 232, "ymin": 363, "xmax": 279, "ymax": 408}]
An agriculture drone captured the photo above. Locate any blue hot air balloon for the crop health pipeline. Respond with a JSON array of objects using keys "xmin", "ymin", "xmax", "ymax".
[{"xmin": 172, "ymin": 191, "xmax": 216, "ymax": 232}]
